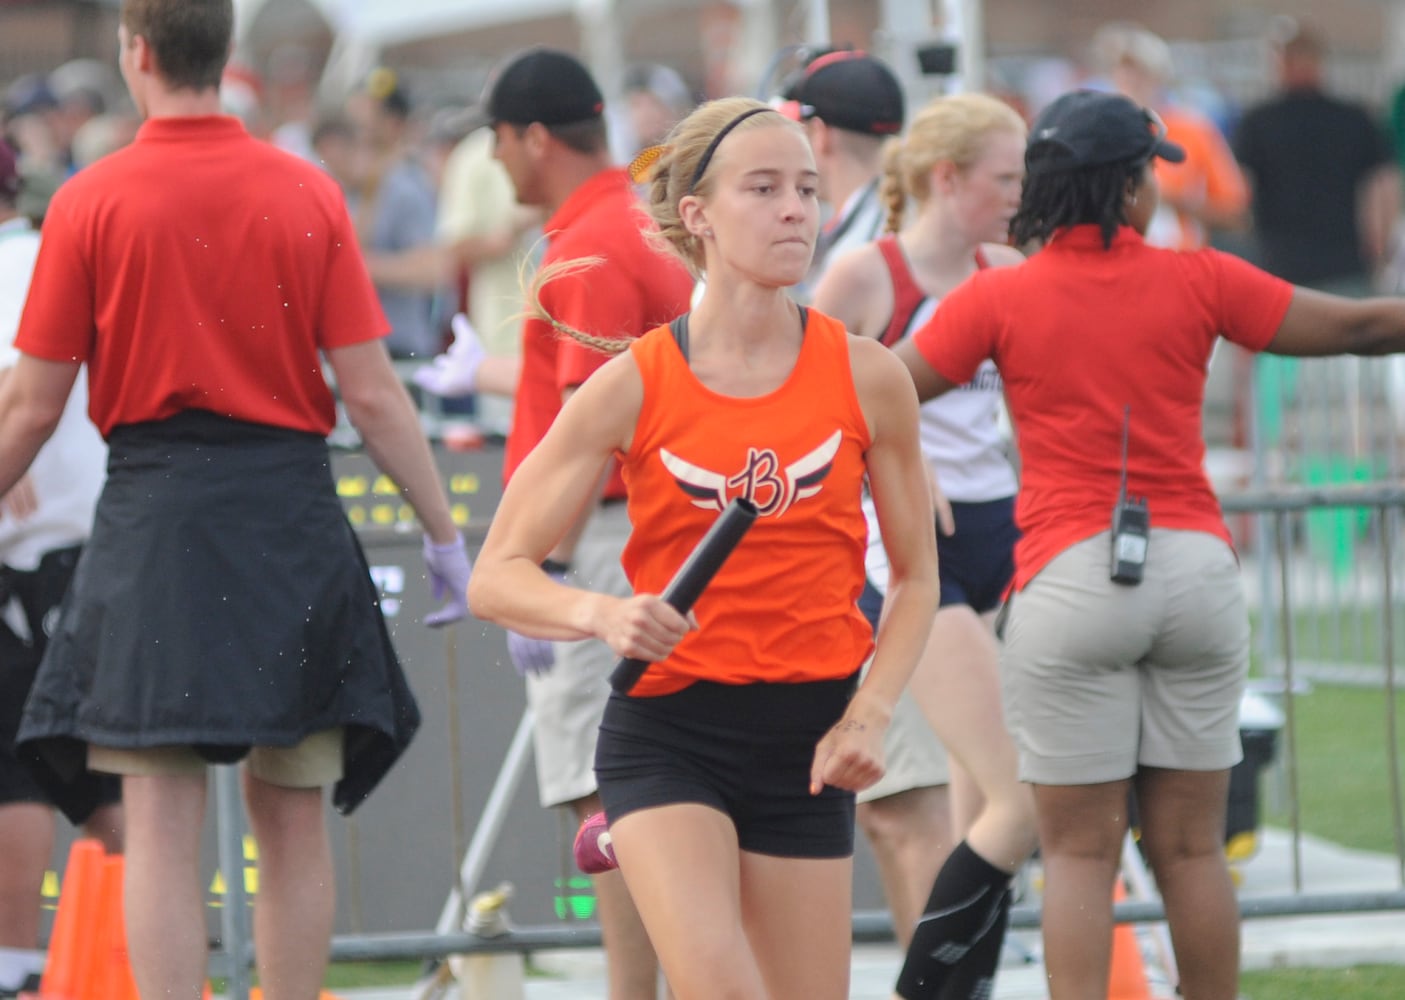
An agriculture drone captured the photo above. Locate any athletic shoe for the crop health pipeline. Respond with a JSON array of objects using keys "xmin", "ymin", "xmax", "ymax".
[{"xmin": 572, "ymin": 811, "xmax": 618, "ymax": 874}]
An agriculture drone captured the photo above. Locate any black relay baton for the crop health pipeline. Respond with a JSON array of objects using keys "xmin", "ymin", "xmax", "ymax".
[{"xmin": 608, "ymin": 497, "xmax": 759, "ymax": 694}]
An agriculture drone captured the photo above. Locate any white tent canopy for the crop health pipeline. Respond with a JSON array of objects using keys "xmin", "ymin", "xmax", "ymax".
[
  {"xmin": 234, "ymin": 0, "xmax": 578, "ymax": 46},
  {"xmin": 232, "ymin": 0, "xmax": 980, "ymax": 107}
]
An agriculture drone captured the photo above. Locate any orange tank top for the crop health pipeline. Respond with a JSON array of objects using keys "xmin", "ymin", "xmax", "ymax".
[{"xmin": 621, "ymin": 308, "xmax": 874, "ymax": 696}]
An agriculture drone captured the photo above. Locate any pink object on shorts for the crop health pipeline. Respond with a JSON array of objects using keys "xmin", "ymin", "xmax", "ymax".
[{"xmin": 572, "ymin": 811, "xmax": 617, "ymax": 874}]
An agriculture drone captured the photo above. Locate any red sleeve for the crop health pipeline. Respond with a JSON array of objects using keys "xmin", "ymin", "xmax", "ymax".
[
  {"xmin": 316, "ymin": 197, "xmax": 389, "ymax": 350},
  {"xmin": 1211, "ymin": 250, "xmax": 1294, "ymax": 353},
  {"xmin": 544, "ymin": 259, "xmax": 640, "ymax": 390},
  {"xmin": 909, "ymin": 273, "xmax": 999, "ymax": 386},
  {"xmin": 14, "ymin": 193, "xmax": 95, "ymax": 363}
]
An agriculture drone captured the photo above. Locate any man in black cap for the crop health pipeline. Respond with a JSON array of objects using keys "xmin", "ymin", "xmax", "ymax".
[
  {"xmin": 422, "ymin": 47, "xmax": 694, "ymax": 999},
  {"xmin": 783, "ymin": 50, "xmax": 905, "ymax": 299}
]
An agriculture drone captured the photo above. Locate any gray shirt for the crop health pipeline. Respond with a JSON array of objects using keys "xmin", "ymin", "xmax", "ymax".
[{"xmin": 360, "ymin": 158, "xmax": 439, "ymax": 358}]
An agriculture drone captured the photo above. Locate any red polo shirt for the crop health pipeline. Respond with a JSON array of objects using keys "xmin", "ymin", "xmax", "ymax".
[
  {"xmin": 504, "ymin": 168, "xmax": 693, "ymax": 495},
  {"xmin": 17, "ymin": 116, "xmax": 385, "ymax": 437},
  {"xmin": 911, "ymin": 225, "xmax": 1293, "ymax": 588}
]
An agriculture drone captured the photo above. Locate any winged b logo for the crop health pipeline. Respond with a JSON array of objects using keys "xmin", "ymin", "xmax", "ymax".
[{"xmin": 659, "ymin": 429, "xmax": 842, "ymax": 516}]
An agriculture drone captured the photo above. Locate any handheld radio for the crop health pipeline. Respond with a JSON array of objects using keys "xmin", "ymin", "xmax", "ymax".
[{"xmin": 1110, "ymin": 406, "xmax": 1149, "ymax": 585}]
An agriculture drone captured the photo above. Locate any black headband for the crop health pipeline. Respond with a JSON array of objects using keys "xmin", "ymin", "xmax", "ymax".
[{"xmin": 688, "ymin": 106, "xmax": 775, "ymax": 193}]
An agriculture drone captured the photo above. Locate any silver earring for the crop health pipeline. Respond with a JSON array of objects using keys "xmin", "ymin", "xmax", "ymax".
[{"xmin": 704, "ymin": 228, "xmax": 714, "ymax": 238}]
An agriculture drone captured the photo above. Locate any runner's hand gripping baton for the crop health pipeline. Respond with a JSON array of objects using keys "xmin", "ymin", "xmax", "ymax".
[{"xmin": 608, "ymin": 497, "xmax": 759, "ymax": 694}]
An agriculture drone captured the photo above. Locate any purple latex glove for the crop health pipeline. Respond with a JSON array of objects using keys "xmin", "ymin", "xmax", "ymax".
[
  {"xmin": 506, "ymin": 562, "xmax": 568, "ymax": 677},
  {"xmin": 423, "ymin": 533, "xmax": 472, "ymax": 627},
  {"xmin": 413, "ymin": 313, "xmax": 486, "ymax": 397}
]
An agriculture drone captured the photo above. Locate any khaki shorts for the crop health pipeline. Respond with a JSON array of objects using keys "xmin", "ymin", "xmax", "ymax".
[
  {"xmin": 1001, "ymin": 529, "xmax": 1248, "ymax": 786},
  {"xmin": 527, "ymin": 500, "xmax": 631, "ymax": 809},
  {"xmin": 88, "ymin": 728, "xmax": 344, "ymax": 789},
  {"xmin": 857, "ymin": 682, "xmax": 949, "ymax": 804}
]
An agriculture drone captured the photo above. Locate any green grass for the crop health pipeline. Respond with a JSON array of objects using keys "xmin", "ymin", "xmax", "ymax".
[
  {"xmin": 208, "ymin": 961, "xmax": 423, "ymax": 994},
  {"xmin": 321, "ymin": 959, "xmax": 423, "ymax": 988},
  {"xmin": 1250, "ymin": 604, "xmax": 1404, "ymax": 669},
  {"xmin": 1241, "ymin": 965, "xmax": 1405, "ymax": 999},
  {"xmin": 1260, "ymin": 683, "xmax": 1405, "ymax": 856}
]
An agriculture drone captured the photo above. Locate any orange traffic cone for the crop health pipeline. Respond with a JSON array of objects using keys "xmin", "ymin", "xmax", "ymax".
[
  {"xmin": 29, "ymin": 842, "xmax": 223, "ymax": 1000},
  {"xmin": 86, "ymin": 855, "xmax": 139, "ymax": 1000},
  {"xmin": 37, "ymin": 839, "xmax": 106, "ymax": 1000},
  {"xmin": 1107, "ymin": 878, "xmax": 1153, "ymax": 1000}
]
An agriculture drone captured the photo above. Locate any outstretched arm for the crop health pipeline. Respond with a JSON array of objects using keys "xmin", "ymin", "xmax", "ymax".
[
  {"xmin": 1265, "ymin": 287, "xmax": 1405, "ymax": 357},
  {"xmin": 892, "ymin": 336, "xmax": 962, "ymax": 402}
]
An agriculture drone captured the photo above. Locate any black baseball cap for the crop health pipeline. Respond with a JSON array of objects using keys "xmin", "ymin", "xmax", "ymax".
[
  {"xmin": 788, "ymin": 51, "xmax": 904, "ymax": 137},
  {"xmin": 1026, "ymin": 90, "xmax": 1185, "ymax": 175},
  {"xmin": 465, "ymin": 48, "xmax": 604, "ymax": 131}
]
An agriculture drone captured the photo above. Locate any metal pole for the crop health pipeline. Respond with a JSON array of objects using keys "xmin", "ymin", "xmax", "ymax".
[
  {"xmin": 215, "ymin": 765, "xmax": 253, "ymax": 1000},
  {"xmin": 806, "ymin": 0, "xmax": 830, "ymax": 44},
  {"xmin": 1380, "ymin": 505, "xmax": 1405, "ymax": 885},
  {"xmin": 1276, "ymin": 510, "xmax": 1304, "ymax": 894},
  {"xmin": 878, "ymin": 0, "xmax": 930, "ymax": 105},
  {"xmin": 956, "ymin": 0, "xmax": 985, "ymax": 92},
  {"xmin": 576, "ymin": 0, "xmax": 626, "ymax": 113},
  {"xmin": 732, "ymin": 0, "xmax": 780, "ymax": 99},
  {"xmin": 1248, "ymin": 355, "xmax": 1280, "ymax": 690}
]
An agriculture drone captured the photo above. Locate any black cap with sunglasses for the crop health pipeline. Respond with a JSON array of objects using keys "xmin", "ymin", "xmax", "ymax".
[
  {"xmin": 1025, "ymin": 90, "xmax": 1185, "ymax": 175},
  {"xmin": 786, "ymin": 50, "xmax": 904, "ymax": 137},
  {"xmin": 461, "ymin": 48, "xmax": 605, "ymax": 132}
]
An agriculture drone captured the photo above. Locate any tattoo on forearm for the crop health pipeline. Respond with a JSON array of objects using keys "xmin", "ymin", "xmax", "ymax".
[{"xmin": 836, "ymin": 719, "xmax": 866, "ymax": 733}]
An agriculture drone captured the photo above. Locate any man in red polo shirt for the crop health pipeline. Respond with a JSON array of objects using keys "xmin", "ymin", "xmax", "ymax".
[
  {"xmin": 461, "ymin": 47, "xmax": 693, "ymax": 999},
  {"xmin": 0, "ymin": 2, "xmax": 470, "ymax": 997}
]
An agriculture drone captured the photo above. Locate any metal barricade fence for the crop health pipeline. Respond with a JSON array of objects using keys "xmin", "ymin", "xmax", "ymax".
[
  {"xmin": 1241, "ymin": 352, "xmax": 1405, "ymax": 680},
  {"xmin": 1221, "ymin": 484, "xmax": 1405, "ymax": 893}
]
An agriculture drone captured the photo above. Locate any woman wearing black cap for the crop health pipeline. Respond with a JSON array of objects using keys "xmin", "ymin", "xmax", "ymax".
[{"xmin": 894, "ymin": 89, "xmax": 1405, "ymax": 1000}]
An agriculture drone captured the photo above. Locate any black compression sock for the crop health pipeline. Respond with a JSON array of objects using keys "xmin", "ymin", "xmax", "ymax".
[
  {"xmin": 938, "ymin": 886, "xmax": 1012, "ymax": 1000},
  {"xmin": 893, "ymin": 840, "xmax": 1013, "ymax": 1000}
]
